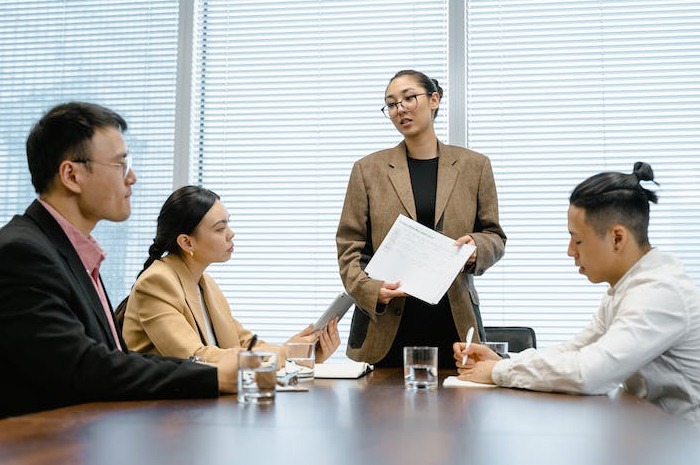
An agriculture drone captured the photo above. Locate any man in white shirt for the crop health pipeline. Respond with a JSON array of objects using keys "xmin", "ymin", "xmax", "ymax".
[{"xmin": 454, "ymin": 162, "xmax": 700, "ymax": 424}]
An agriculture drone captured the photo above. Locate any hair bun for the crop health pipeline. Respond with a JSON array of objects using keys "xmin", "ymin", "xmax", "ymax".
[
  {"xmin": 431, "ymin": 78, "xmax": 444, "ymax": 99},
  {"xmin": 632, "ymin": 161, "xmax": 655, "ymax": 183}
]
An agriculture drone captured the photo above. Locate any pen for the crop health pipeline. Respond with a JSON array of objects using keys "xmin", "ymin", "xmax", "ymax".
[
  {"xmin": 247, "ymin": 334, "xmax": 258, "ymax": 351},
  {"xmin": 462, "ymin": 326, "xmax": 474, "ymax": 366}
]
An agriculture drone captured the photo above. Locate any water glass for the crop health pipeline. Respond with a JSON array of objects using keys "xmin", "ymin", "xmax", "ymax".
[
  {"xmin": 238, "ymin": 351, "xmax": 277, "ymax": 404},
  {"xmin": 484, "ymin": 341, "xmax": 509, "ymax": 358},
  {"xmin": 284, "ymin": 342, "xmax": 315, "ymax": 380},
  {"xmin": 403, "ymin": 346, "xmax": 438, "ymax": 390}
]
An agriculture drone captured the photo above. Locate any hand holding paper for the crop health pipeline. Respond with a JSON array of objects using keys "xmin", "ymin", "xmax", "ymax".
[
  {"xmin": 454, "ymin": 233, "xmax": 477, "ymax": 267},
  {"xmin": 364, "ymin": 215, "xmax": 476, "ymax": 305},
  {"xmin": 378, "ymin": 280, "xmax": 407, "ymax": 305}
]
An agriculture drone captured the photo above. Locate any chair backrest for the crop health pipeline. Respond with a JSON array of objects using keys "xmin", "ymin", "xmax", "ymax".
[{"xmin": 484, "ymin": 326, "xmax": 537, "ymax": 353}]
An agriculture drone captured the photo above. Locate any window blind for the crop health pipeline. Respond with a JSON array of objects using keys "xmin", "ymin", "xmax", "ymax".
[
  {"xmin": 191, "ymin": 0, "xmax": 449, "ymax": 355},
  {"xmin": 0, "ymin": 0, "xmax": 180, "ymax": 302},
  {"xmin": 3, "ymin": 0, "xmax": 697, "ymax": 360},
  {"xmin": 465, "ymin": 0, "xmax": 700, "ymax": 346}
]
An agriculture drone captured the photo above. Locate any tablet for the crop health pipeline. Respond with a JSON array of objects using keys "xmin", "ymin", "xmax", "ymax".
[{"xmin": 313, "ymin": 292, "xmax": 355, "ymax": 331}]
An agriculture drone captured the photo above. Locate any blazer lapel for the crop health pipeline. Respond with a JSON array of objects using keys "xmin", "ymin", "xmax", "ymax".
[
  {"xmin": 387, "ymin": 142, "xmax": 417, "ymax": 220},
  {"xmin": 98, "ymin": 274, "xmax": 128, "ymax": 348},
  {"xmin": 199, "ymin": 277, "xmax": 239, "ymax": 349},
  {"xmin": 25, "ymin": 200, "xmax": 118, "ymax": 348},
  {"xmin": 163, "ymin": 254, "xmax": 212, "ymax": 344},
  {"xmin": 434, "ymin": 142, "xmax": 459, "ymax": 230}
]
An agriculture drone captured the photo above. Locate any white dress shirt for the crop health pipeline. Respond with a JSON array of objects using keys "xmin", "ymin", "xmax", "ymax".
[{"xmin": 492, "ymin": 249, "xmax": 700, "ymax": 423}]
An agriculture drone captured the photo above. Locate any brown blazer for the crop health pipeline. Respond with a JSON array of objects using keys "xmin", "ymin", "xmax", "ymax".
[
  {"xmin": 122, "ymin": 254, "xmax": 269, "ymax": 362},
  {"xmin": 336, "ymin": 141, "xmax": 506, "ymax": 363}
]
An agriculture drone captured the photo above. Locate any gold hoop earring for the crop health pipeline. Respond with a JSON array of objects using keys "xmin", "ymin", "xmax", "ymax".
[{"xmin": 189, "ymin": 250, "xmax": 194, "ymax": 258}]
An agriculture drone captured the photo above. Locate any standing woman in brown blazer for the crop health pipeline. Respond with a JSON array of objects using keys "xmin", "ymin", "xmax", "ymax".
[{"xmin": 336, "ymin": 70, "xmax": 506, "ymax": 368}]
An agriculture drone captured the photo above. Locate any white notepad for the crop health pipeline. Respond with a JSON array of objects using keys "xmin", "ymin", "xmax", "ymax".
[
  {"xmin": 314, "ymin": 361, "xmax": 374, "ymax": 379},
  {"xmin": 443, "ymin": 376, "xmax": 498, "ymax": 388}
]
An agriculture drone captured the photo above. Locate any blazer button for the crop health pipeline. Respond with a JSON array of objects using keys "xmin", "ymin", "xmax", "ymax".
[{"xmin": 395, "ymin": 308, "xmax": 402, "ymax": 316}]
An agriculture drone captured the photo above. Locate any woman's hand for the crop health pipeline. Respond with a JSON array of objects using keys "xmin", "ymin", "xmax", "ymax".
[
  {"xmin": 378, "ymin": 280, "xmax": 408, "ymax": 305},
  {"xmin": 454, "ymin": 234, "xmax": 477, "ymax": 267},
  {"xmin": 286, "ymin": 318, "xmax": 341, "ymax": 363},
  {"xmin": 287, "ymin": 324, "xmax": 319, "ymax": 345},
  {"xmin": 315, "ymin": 317, "xmax": 341, "ymax": 362}
]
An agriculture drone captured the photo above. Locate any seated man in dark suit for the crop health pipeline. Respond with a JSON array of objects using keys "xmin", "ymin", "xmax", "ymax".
[{"xmin": 0, "ymin": 101, "xmax": 238, "ymax": 418}]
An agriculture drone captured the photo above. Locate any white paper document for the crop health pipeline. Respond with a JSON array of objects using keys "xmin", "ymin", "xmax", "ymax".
[{"xmin": 364, "ymin": 214, "xmax": 475, "ymax": 305}]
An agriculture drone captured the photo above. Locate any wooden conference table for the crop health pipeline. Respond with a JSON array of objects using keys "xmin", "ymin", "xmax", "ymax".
[{"xmin": 0, "ymin": 368, "xmax": 697, "ymax": 465}]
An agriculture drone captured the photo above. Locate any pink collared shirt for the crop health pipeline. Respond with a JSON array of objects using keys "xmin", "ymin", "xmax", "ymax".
[{"xmin": 38, "ymin": 199, "xmax": 123, "ymax": 351}]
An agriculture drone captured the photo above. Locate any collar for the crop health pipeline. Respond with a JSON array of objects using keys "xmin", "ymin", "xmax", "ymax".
[
  {"xmin": 38, "ymin": 199, "xmax": 106, "ymax": 276},
  {"xmin": 607, "ymin": 248, "xmax": 657, "ymax": 296}
]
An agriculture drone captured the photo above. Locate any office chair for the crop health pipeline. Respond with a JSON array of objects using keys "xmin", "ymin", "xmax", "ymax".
[{"xmin": 484, "ymin": 326, "xmax": 537, "ymax": 353}]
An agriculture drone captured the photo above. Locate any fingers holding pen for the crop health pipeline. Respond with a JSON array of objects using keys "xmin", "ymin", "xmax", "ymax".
[{"xmin": 453, "ymin": 341, "xmax": 501, "ymax": 367}]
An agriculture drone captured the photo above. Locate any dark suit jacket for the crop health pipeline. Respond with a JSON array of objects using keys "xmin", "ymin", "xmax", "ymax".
[
  {"xmin": 337, "ymin": 141, "xmax": 507, "ymax": 363},
  {"xmin": 0, "ymin": 201, "xmax": 218, "ymax": 418}
]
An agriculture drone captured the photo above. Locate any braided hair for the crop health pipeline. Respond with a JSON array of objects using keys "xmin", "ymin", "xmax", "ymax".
[
  {"xmin": 139, "ymin": 185, "xmax": 220, "ymax": 276},
  {"xmin": 115, "ymin": 186, "xmax": 220, "ymax": 326}
]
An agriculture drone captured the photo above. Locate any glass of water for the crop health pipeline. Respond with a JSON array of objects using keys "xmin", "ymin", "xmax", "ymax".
[
  {"xmin": 403, "ymin": 346, "xmax": 438, "ymax": 390},
  {"xmin": 484, "ymin": 341, "xmax": 509, "ymax": 358},
  {"xmin": 284, "ymin": 342, "xmax": 315, "ymax": 380},
  {"xmin": 238, "ymin": 351, "xmax": 278, "ymax": 404}
]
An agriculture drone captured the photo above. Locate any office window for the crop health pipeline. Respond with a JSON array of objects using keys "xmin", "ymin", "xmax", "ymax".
[
  {"xmin": 0, "ymin": 1, "xmax": 180, "ymax": 301},
  {"xmin": 192, "ymin": 0, "xmax": 700, "ymax": 352},
  {"xmin": 3, "ymin": 0, "xmax": 698, "ymax": 358},
  {"xmin": 191, "ymin": 0, "xmax": 449, "ymax": 350},
  {"xmin": 466, "ymin": 0, "xmax": 700, "ymax": 345}
]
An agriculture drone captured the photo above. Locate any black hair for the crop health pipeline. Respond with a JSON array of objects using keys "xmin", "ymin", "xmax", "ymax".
[
  {"xmin": 115, "ymin": 185, "xmax": 220, "ymax": 327},
  {"xmin": 26, "ymin": 101, "xmax": 127, "ymax": 194},
  {"xmin": 388, "ymin": 70, "xmax": 444, "ymax": 119},
  {"xmin": 140, "ymin": 185, "xmax": 221, "ymax": 274},
  {"xmin": 569, "ymin": 162, "xmax": 659, "ymax": 246}
]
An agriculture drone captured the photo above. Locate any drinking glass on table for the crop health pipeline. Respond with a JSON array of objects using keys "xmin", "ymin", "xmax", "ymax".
[
  {"xmin": 238, "ymin": 351, "xmax": 277, "ymax": 404},
  {"xmin": 484, "ymin": 341, "xmax": 509, "ymax": 358},
  {"xmin": 284, "ymin": 342, "xmax": 315, "ymax": 381},
  {"xmin": 403, "ymin": 346, "xmax": 438, "ymax": 390}
]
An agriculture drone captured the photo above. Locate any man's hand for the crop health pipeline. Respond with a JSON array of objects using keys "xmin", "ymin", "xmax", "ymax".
[
  {"xmin": 215, "ymin": 349, "xmax": 240, "ymax": 393},
  {"xmin": 452, "ymin": 341, "xmax": 500, "ymax": 385}
]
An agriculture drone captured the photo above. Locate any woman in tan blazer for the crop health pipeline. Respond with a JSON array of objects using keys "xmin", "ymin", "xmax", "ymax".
[
  {"xmin": 336, "ymin": 70, "xmax": 506, "ymax": 368},
  {"xmin": 121, "ymin": 186, "xmax": 340, "ymax": 363}
]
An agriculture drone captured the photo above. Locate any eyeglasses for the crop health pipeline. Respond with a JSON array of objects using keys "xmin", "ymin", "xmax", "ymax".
[
  {"xmin": 381, "ymin": 93, "xmax": 430, "ymax": 118},
  {"xmin": 73, "ymin": 156, "xmax": 132, "ymax": 179}
]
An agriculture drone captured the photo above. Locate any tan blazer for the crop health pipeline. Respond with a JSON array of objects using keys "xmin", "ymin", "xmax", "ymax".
[
  {"xmin": 122, "ymin": 254, "xmax": 266, "ymax": 362},
  {"xmin": 336, "ymin": 141, "xmax": 506, "ymax": 363}
]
